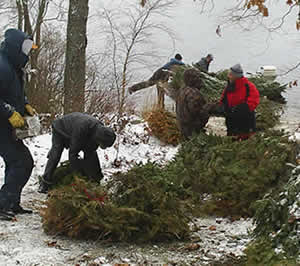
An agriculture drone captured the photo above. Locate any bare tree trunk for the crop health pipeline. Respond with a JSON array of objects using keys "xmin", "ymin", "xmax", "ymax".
[
  {"xmin": 63, "ymin": 0, "xmax": 89, "ymax": 114},
  {"xmin": 21, "ymin": 0, "xmax": 33, "ymax": 36},
  {"xmin": 156, "ymin": 82, "xmax": 166, "ymax": 109},
  {"xmin": 16, "ymin": 0, "xmax": 23, "ymax": 30},
  {"xmin": 28, "ymin": 0, "xmax": 47, "ymax": 96}
]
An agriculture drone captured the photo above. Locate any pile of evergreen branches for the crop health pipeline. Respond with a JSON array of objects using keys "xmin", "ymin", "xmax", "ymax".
[
  {"xmin": 41, "ymin": 130, "xmax": 296, "ymax": 242},
  {"xmin": 166, "ymin": 131, "xmax": 297, "ymax": 216},
  {"xmin": 41, "ymin": 163, "xmax": 190, "ymax": 242},
  {"xmin": 143, "ymin": 107, "xmax": 182, "ymax": 145},
  {"xmin": 244, "ymin": 167, "xmax": 300, "ymax": 264}
]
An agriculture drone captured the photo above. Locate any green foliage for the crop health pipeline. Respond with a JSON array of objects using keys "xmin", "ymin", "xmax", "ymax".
[
  {"xmin": 256, "ymin": 98, "xmax": 282, "ymax": 131},
  {"xmin": 103, "ymin": 131, "xmax": 296, "ymax": 218},
  {"xmin": 170, "ymin": 66, "xmax": 226, "ymax": 102},
  {"xmin": 169, "ymin": 65, "xmax": 188, "ymax": 92},
  {"xmin": 249, "ymin": 76, "xmax": 287, "ymax": 104},
  {"xmin": 41, "ymin": 163, "xmax": 190, "ymax": 242},
  {"xmin": 215, "ymin": 69, "xmax": 230, "ymax": 81},
  {"xmin": 250, "ymin": 167, "xmax": 300, "ymax": 261},
  {"xmin": 168, "ymin": 131, "xmax": 297, "ymax": 217},
  {"xmin": 244, "ymin": 237, "xmax": 298, "ymax": 266},
  {"xmin": 169, "ymin": 67, "xmax": 286, "ymax": 133},
  {"xmin": 41, "ymin": 130, "xmax": 297, "ymax": 245}
]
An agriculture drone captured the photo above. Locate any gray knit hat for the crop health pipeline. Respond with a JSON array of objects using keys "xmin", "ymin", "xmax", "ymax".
[{"xmin": 230, "ymin": 63, "xmax": 244, "ymax": 78}]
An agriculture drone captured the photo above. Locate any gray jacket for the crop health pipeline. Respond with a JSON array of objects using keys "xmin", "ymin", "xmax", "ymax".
[
  {"xmin": 195, "ymin": 57, "xmax": 209, "ymax": 73},
  {"xmin": 52, "ymin": 112, "xmax": 116, "ymax": 171}
]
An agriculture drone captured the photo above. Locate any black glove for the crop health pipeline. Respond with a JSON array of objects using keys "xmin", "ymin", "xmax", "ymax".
[
  {"xmin": 232, "ymin": 103, "xmax": 250, "ymax": 115},
  {"xmin": 227, "ymin": 103, "xmax": 250, "ymax": 119},
  {"xmin": 215, "ymin": 104, "xmax": 225, "ymax": 115},
  {"xmin": 206, "ymin": 103, "xmax": 225, "ymax": 116}
]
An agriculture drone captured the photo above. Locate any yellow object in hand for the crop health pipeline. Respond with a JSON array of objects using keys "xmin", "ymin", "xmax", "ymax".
[
  {"xmin": 8, "ymin": 112, "xmax": 25, "ymax": 128},
  {"xmin": 25, "ymin": 104, "xmax": 36, "ymax": 116}
]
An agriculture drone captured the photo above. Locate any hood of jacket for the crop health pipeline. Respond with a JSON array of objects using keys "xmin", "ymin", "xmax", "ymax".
[
  {"xmin": 93, "ymin": 125, "xmax": 116, "ymax": 149},
  {"xmin": 0, "ymin": 29, "xmax": 30, "ymax": 70}
]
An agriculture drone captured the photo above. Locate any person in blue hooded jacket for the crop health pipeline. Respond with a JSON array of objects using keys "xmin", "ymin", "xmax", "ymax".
[
  {"xmin": 128, "ymin": 54, "xmax": 185, "ymax": 108},
  {"xmin": 0, "ymin": 29, "xmax": 37, "ymax": 218}
]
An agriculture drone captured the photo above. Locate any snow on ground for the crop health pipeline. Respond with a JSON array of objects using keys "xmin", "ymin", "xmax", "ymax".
[{"xmin": 0, "ymin": 117, "xmax": 254, "ymax": 265}]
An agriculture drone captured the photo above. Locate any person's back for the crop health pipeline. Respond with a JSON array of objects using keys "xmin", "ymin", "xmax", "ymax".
[
  {"xmin": 195, "ymin": 54, "xmax": 214, "ymax": 73},
  {"xmin": 52, "ymin": 112, "xmax": 103, "ymax": 140},
  {"xmin": 162, "ymin": 56, "xmax": 185, "ymax": 70},
  {"xmin": 176, "ymin": 68, "xmax": 209, "ymax": 138},
  {"xmin": 39, "ymin": 112, "xmax": 116, "ymax": 193}
]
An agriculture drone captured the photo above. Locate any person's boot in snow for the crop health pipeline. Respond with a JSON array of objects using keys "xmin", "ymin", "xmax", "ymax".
[
  {"xmin": 0, "ymin": 205, "xmax": 15, "ymax": 220},
  {"xmin": 11, "ymin": 204, "xmax": 32, "ymax": 214},
  {"xmin": 38, "ymin": 180, "xmax": 51, "ymax": 194}
]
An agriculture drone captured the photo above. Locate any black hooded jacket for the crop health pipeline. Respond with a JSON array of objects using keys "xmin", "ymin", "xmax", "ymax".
[
  {"xmin": 52, "ymin": 112, "xmax": 116, "ymax": 171},
  {"xmin": 0, "ymin": 29, "xmax": 30, "ymax": 133}
]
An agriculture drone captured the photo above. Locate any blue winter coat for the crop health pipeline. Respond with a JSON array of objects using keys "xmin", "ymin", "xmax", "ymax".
[
  {"xmin": 0, "ymin": 29, "xmax": 30, "ymax": 134},
  {"xmin": 162, "ymin": 58, "xmax": 185, "ymax": 70}
]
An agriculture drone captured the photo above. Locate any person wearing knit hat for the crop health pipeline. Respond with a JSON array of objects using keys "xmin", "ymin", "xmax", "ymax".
[
  {"xmin": 212, "ymin": 63, "xmax": 260, "ymax": 140},
  {"xmin": 230, "ymin": 63, "xmax": 244, "ymax": 78},
  {"xmin": 38, "ymin": 112, "xmax": 116, "ymax": 194}
]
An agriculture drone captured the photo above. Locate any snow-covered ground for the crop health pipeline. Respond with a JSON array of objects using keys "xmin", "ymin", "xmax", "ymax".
[{"xmin": 1, "ymin": 116, "xmax": 298, "ymax": 265}]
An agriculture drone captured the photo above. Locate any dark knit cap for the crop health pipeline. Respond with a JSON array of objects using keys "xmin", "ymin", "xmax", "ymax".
[{"xmin": 175, "ymin": 53, "xmax": 183, "ymax": 60}]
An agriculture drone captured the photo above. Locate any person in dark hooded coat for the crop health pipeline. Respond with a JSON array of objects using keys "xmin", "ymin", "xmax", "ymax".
[
  {"xmin": 0, "ymin": 29, "xmax": 37, "ymax": 217},
  {"xmin": 38, "ymin": 112, "xmax": 116, "ymax": 193}
]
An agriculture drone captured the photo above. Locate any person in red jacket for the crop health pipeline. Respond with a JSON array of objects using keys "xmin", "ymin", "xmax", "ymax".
[{"xmin": 219, "ymin": 64, "xmax": 260, "ymax": 139}]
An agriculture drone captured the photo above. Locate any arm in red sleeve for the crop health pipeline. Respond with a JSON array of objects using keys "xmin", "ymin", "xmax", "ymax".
[{"xmin": 247, "ymin": 83, "xmax": 260, "ymax": 111}]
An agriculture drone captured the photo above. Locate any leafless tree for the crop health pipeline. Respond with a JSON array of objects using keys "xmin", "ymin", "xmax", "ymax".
[
  {"xmin": 99, "ymin": 0, "xmax": 177, "ymax": 121},
  {"xmin": 63, "ymin": 0, "xmax": 89, "ymax": 114},
  {"xmin": 31, "ymin": 25, "xmax": 65, "ymax": 115},
  {"xmin": 193, "ymin": 0, "xmax": 300, "ymax": 74}
]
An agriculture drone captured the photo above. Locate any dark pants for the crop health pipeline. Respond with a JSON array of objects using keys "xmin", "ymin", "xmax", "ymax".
[
  {"xmin": 0, "ymin": 130, "xmax": 33, "ymax": 210},
  {"xmin": 43, "ymin": 129, "xmax": 103, "ymax": 183},
  {"xmin": 225, "ymin": 111, "xmax": 256, "ymax": 136}
]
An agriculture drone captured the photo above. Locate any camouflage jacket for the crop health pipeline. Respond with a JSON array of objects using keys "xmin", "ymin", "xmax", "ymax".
[{"xmin": 176, "ymin": 86, "xmax": 209, "ymax": 133}]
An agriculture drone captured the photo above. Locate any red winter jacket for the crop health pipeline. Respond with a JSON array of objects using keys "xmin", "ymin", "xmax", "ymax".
[{"xmin": 220, "ymin": 77, "xmax": 260, "ymax": 111}]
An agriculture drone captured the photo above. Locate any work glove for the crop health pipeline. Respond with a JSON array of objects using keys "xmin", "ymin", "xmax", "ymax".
[
  {"xmin": 25, "ymin": 104, "xmax": 37, "ymax": 116},
  {"xmin": 8, "ymin": 111, "xmax": 25, "ymax": 128}
]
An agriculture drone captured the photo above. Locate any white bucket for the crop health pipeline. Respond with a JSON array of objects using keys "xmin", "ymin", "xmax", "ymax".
[{"xmin": 15, "ymin": 115, "xmax": 41, "ymax": 139}]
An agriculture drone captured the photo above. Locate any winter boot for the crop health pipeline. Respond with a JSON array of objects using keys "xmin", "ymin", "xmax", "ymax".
[
  {"xmin": 0, "ymin": 206, "xmax": 15, "ymax": 221},
  {"xmin": 11, "ymin": 204, "xmax": 33, "ymax": 214},
  {"xmin": 38, "ymin": 181, "xmax": 50, "ymax": 194}
]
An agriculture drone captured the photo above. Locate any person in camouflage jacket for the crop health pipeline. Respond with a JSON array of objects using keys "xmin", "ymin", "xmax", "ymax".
[{"xmin": 165, "ymin": 68, "xmax": 210, "ymax": 139}]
